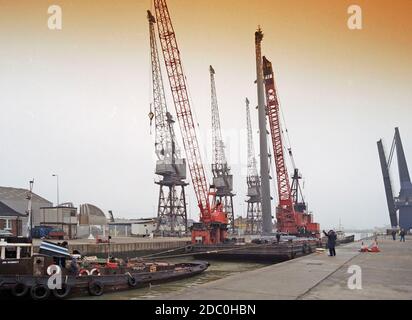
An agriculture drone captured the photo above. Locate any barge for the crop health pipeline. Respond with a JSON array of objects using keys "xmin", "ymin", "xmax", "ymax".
[
  {"xmin": 0, "ymin": 237, "xmax": 208, "ymax": 300},
  {"xmin": 185, "ymin": 238, "xmax": 319, "ymax": 263}
]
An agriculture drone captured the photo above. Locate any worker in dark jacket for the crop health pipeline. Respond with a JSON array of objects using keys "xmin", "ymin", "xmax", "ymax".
[
  {"xmin": 323, "ymin": 230, "xmax": 337, "ymax": 257},
  {"xmin": 400, "ymin": 229, "xmax": 406, "ymax": 242}
]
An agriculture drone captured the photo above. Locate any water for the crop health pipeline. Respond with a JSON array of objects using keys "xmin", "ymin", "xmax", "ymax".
[
  {"xmin": 73, "ymin": 258, "xmax": 268, "ymax": 300},
  {"xmin": 347, "ymin": 232, "xmax": 373, "ymax": 241}
]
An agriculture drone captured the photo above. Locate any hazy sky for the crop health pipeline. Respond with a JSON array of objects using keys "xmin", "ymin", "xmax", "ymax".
[{"xmin": 0, "ymin": 0, "xmax": 411, "ymax": 229}]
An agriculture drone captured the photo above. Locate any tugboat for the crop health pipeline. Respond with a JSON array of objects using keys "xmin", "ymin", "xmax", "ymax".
[{"xmin": 0, "ymin": 237, "xmax": 208, "ymax": 300}]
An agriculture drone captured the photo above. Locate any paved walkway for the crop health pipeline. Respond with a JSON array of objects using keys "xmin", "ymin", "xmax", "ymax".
[{"xmin": 156, "ymin": 236, "xmax": 412, "ymax": 300}]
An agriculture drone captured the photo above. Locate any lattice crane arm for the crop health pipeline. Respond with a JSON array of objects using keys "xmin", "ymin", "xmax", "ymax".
[
  {"xmin": 153, "ymin": 0, "xmax": 210, "ymax": 218},
  {"xmin": 262, "ymin": 56, "xmax": 293, "ymax": 209},
  {"xmin": 148, "ymin": 10, "xmax": 181, "ymax": 161},
  {"xmin": 246, "ymin": 98, "xmax": 258, "ymax": 179},
  {"xmin": 210, "ymin": 65, "xmax": 227, "ymax": 170}
]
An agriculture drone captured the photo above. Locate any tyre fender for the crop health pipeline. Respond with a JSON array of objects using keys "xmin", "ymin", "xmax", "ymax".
[
  {"xmin": 52, "ymin": 283, "xmax": 72, "ymax": 299},
  {"xmin": 127, "ymin": 275, "xmax": 138, "ymax": 287},
  {"xmin": 11, "ymin": 282, "xmax": 29, "ymax": 298},
  {"xmin": 31, "ymin": 284, "xmax": 50, "ymax": 301},
  {"xmin": 88, "ymin": 280, "xmax": 104, "ymax": 296}
]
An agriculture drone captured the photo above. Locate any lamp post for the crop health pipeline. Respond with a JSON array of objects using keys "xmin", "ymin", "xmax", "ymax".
[
  {"xmin": 26, "ymin": 179, "xmax": 34, "ymax": 239},
  {"xmin": 52, "ymin": 174, "xmax": 60, "ymax": 207}
]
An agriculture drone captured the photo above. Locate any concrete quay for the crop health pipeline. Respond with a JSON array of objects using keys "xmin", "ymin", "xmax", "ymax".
[
  {"xmin": 155, "ymin": 236, "xmax": 412, "ymax": 300},
  {"xmin": 33, "ymin": 237, "xmax": 190, "ymax": 257}
]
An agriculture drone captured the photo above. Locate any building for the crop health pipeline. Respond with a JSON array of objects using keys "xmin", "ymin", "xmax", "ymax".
[
  {"xmin": 108, "ymin": 220, "xmax": 133, "ymax": 237},
  {"xmin": 78, "ymin": 204, "xmax": 108, "ymax": 238},
  {"xmin": 40, "ymin": 206, "xmax": 78, "ymax": 239},
  {"xmin": 0, "ymin": 201, "xmax": 26, "ymax": 236},
  {"xmin": 108, "ymin": 218, "xmax": 158, "ymax": 237},
  {"xmin": 131, "ymin": 218, "xmax": 157, "ymax": 237},
  {"xmin": 0, "ymin": 186, "xmax": 53, "ymax": 227}
]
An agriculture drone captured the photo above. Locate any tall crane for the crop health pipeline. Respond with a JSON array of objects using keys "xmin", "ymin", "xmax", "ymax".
[
  {"xmin": 210, "ymin": 65, "xmax": 235, "ymax": 233},
  {"xmin": 262, "ymin": 56, "xmax": 319, "ymax": 237},
  {"xmin": 255, "ymin": 28, "xmax": 273, "ymax": 235},
  {"xmin": 148, "ymin": 10, "xmax": 188, "ymax": 236},
  {"xmin": 245, "ymin": 98, "xmax": 262, "ymax": 234},
  {"xmin": 378, "ymin": 128, "xmax": 412, "ymax": 230},
  {"xmin": 152, "ymin": 0, "xmax": 227, "ymax": 244}
]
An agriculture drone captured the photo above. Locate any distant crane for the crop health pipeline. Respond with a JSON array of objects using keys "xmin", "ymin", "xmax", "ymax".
[
  {"xmin": 245, "ymin": 98, "xmax": 262, "ymax": 234},
  {"xmin": 209, "ymin": 65, "xmax": 235, "ymax": 233},
  {"xmin": 108, "ymin": 210, "xmax": 115, "ymax": 223},
  {"xmin": 262, "ymin": 56, "xmax": 320, "ymax": 237},
  {"xmin": 153, "ymin": 0, "xmax": 227, "ymax": 244},
  {"xmin": 147, "ymin": 10, "xmax": 188, "ymax": 236},
  {"xmin": 378, "ymin": 127, "xmax": 412, "ymax": 230}
]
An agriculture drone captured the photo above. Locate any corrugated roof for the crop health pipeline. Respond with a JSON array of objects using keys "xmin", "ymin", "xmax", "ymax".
[
  {"xmin": 0, "ymin": 186, "xmax": 52, "ymax": 204},
  {"xmin": 0, "ymin": 201, "xmax": 26, "ymax": 217}
]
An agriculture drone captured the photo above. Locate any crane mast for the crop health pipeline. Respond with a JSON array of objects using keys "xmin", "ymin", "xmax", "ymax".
[
  {"xmin": 210, "ymin": 65, "xmax": 235, "ymax": 233},
  {"xmin": 245, "ymin": 98, "xmax": 262, "ymax": 234},
  {"xmin": 148, "ymin": 10, "xmax": 188, "ymax": 236},
  {"xmin": 153, "ymin": 0, "xmax": 227, "ymax": 244},
  {"xmin": 255, "ymin": 28, "xmax": 273, "ymax": 235}
]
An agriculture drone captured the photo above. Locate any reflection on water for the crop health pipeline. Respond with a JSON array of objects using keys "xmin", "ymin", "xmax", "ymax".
[{"xmin": 74, "ymin": 257, "xmax": 267, "ymax": 300}]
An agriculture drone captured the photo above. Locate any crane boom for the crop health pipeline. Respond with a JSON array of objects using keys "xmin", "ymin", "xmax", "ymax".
[
  {"xmin": 148, "ymin": 11, "xmax": 177, "ymax": 161},
  {"xmin": 153, "ymin": 0, "xmax": 210, "ymax": 218},
  {"xmin": 262, "ymin": 56, "xmax": 297, "ymax": 233},
  {"xmin": 246, "ymin": 98, "xmax": 258, "ymax": 179},
  {"xmin": 210, "ymin": 66, "xmax": 227, "ymax": 169}
]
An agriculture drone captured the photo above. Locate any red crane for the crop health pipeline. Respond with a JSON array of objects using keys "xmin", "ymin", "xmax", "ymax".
[
  {"xmin": 152, "ymin": 0, "xmax": 227, "ymax": 244},
  {"xmin": 263, "ymin": 56, "xmax": 320, "ymax": 237}
]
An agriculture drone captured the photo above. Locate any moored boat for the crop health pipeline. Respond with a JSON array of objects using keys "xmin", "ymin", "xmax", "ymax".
[{"xmin": 0, "ymin": 237, "xmax": 208, "ymax": 300}]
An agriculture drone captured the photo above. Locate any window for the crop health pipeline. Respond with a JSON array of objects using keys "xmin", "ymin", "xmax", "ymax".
[{"xmin": 5, "ymin": 219, "xmax": 12, "ymax": 230}]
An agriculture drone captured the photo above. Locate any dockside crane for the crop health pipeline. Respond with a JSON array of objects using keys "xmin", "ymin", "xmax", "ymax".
[
  {"xmin": 152, "ymin": 0, "xmax": 228, "ymax": 244},
  {"xmin": 245, "ymin": 98, "xmax": 262, "ymax": 234},
  {"xmin": 262, "ymin": 56, "xmax": 320, "ymax": 237},
  {"xmin": 378, "ymin": 128, "xmax": 412, "ymax": 230},
  {"xmin": 209, "ymin": 65, "xmax": 235, "ymax": 233},
  {"xmin": 148, "ymin": 10, "xmax": 188, "ymax": 236}
]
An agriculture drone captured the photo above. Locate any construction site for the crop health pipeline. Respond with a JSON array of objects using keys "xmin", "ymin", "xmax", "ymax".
[{"xmin": 0, "ymin": 0, "xmax": 411, "ymax": 303}]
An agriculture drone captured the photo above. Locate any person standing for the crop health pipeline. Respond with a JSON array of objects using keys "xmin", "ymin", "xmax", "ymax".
[
  {"xmin": 400, "ymin": 229, "xmax": 406, "ymax": 242},
  {"xmin": 276, "ymin": 231, "xmax": 281, "ymax": 244},
  {"xmin": 323, "ymin": 230, "xmax": 337, "ymax": 257},
  {"xmin": 391, "ymin": 229, "xmax": 397, "ymax": 241}
]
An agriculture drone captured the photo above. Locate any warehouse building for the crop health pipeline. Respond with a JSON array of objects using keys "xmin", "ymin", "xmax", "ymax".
[{"xmin": 0, "ymin": 186, "xmax": 53, "ymax": 228}]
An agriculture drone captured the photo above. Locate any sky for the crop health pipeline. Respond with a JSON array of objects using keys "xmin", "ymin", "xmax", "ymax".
[{"xmin": 0, "ymin": 0, "xmax": 411, "ymax": 229}]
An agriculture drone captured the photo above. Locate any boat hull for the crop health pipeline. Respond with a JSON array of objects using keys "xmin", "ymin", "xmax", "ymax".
[{"xmin": 0, "ymin": 261, "xmax": 208, "ymax": 300}]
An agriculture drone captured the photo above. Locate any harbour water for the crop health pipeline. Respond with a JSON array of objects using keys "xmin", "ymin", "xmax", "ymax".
[
  {"xmin": 74, "ymin": 258, "xmax": 268, "ymax": 300},
  {"xmin": 74, "ymin": 233, "xmax": 371, "ymax": 300}
]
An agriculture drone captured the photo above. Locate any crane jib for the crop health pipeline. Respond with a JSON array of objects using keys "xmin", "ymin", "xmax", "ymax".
[{"xmin": 153, "ymin": 0, "xmax": 210, "ymax": 219}]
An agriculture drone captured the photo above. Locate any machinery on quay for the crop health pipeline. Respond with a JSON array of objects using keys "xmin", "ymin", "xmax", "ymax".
[
  {"xmin": 262, "ymin": 54, "xmax": 320, "ymax": 238},
  {"xmin": 148, "ymin": 10, "xmax": 188, "ymax": 236},
  {"xmin": 245, "ymin": 98, "xmax": 263, "ymax": 235},
  {"xmin": 152, "ymin": 0, "xmax": 228, "ymax": 245},
  {"xmin": 209, "ymin": 65, "xmax": 236, "ymax": 233}
]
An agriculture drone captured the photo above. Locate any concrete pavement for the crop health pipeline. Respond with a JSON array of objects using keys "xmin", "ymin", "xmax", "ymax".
[{"xmin": 155, "ymin": 236, "xmax": 412, "ymax": 300}]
